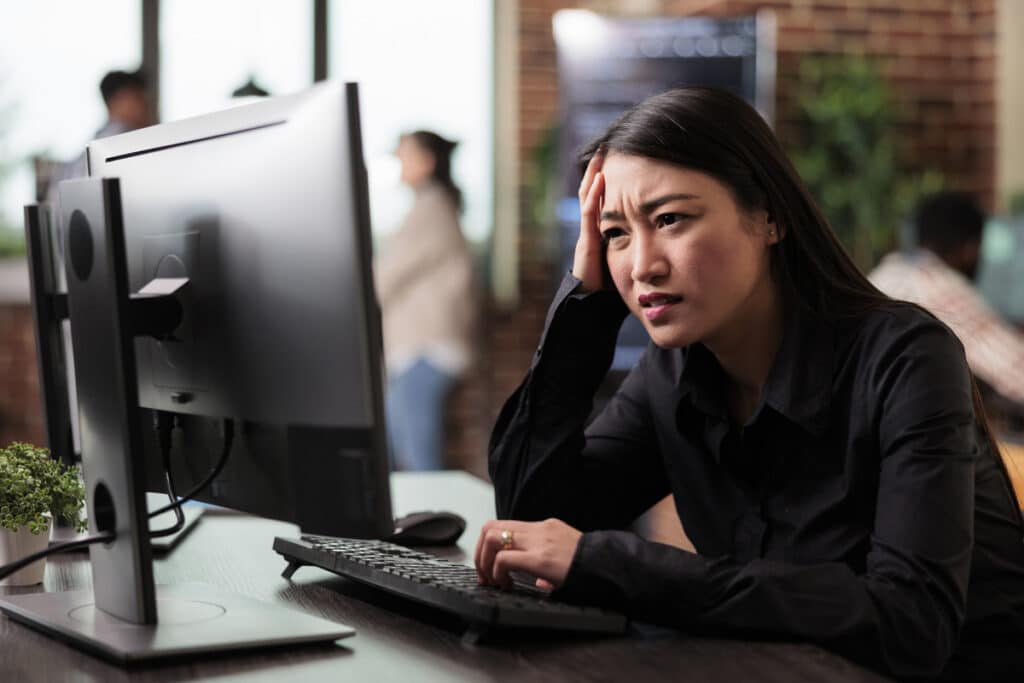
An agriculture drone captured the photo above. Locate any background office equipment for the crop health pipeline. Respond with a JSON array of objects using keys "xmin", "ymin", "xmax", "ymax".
[
  {"xmin": 552, "ymin": 12, "xmax": 774, "ymax": 370},
  {"xmin": 22, "ymin": 205, "xmax": 75, "ymax": 470},
  {"xmin": 1, "ymin": 81, "xmax": 392, "ymax": 663},
  {"xmin": 389, "ymin": 510, "xmax": 466, "ymax": 546},
  {"xmin": 978, "ymin": 215, "xmax": 1024, "ymax": 325}
]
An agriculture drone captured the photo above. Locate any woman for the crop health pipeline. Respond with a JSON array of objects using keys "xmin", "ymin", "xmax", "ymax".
[
  {"xmin": 474, "ymin": 88, "xmax": 1024, "ymax": 680},
  {"xmin": 375, "ymin": 131, "xmax": 476, "ymax": 471}
]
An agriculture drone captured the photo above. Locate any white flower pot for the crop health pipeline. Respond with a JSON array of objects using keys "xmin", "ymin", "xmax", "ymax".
[{"xmin": 0, "ymin": 519, "xmax": 51, "ymax": 586}]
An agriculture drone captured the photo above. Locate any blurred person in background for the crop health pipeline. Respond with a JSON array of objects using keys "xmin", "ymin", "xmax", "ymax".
[
  {"xmin": 94, "ymin": 69, "xmax": 152, "ymax": 139},
  {"xmin": 374, "ymin": 131, "xmax": 478, "ymax": 471},
  {"xmin": 869, "ymin": 191, "xmax": 1024, "ymax": 419},
  {"xmin": 51, "ymin": 69, "xmax": 152, "ymax": 189}
]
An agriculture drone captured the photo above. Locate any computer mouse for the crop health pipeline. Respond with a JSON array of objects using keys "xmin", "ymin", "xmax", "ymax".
[{"xmin": 389, "ymin": 510, "xmax": 467, "ymax": 546}]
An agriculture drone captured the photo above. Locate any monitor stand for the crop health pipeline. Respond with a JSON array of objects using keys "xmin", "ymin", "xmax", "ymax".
[{"xmin": 0, "ymin": 178, "xmax": 354, "ymax": 664}]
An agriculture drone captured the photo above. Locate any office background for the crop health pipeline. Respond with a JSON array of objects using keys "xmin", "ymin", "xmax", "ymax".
[{"xmin": 0, "ymin": 0, "xmax": 1021, "ymax": 478}]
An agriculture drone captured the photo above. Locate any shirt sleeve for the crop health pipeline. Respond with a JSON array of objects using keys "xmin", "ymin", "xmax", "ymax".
[
  {"xmin": 488, "ymin": 273, "xmax": 671, "ymax": 531},
  {"xmin": 554, "ymin": 320, "xmax": 977, "ymax": 679}
]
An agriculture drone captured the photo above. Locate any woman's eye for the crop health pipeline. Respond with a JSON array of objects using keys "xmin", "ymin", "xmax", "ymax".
[
  {"xmin": 657, "ymin": 213, "xmax": 688, "ymax": 227},
  {"xmin": 601, "ymin": 228, "xmax": 626, "ymax": 243}
]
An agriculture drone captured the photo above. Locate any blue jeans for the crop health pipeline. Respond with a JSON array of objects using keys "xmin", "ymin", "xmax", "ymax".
[{"xmin": 386, "ymin": 357, "xmax": 458, "ymax": 471}]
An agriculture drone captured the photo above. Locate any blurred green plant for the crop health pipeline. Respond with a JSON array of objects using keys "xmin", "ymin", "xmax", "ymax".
[
  {"xmin": 0, "ymin": 230, "xmax": 26, "ymax": 258},
  {"xmin": 789, "ymin": 56, "xmax": 943, "ymax": 269},
  {"xmin": 525, "ymin": 122, "xmax": 564, "ymax": 262},
  {"xmin": 527, "ymin": 123, "xmax": 560, "ymax": 228},
  {"xmin": 1008, "ymin": 191, "xmax": 1024, "ymax": 217},
  {"xmin": 0, "ymin": 442, "xmax": 86, "ymax": 534}
]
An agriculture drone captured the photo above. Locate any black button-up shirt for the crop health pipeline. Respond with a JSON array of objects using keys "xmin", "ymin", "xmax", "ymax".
[{"xmin": 489, "ymin": 274, "xmax": 1024, "ymax": 681}]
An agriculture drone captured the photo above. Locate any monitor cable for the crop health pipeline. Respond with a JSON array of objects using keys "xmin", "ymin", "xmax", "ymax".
[
  {"xmin": 0, "ymin": 532, "xmax": 116, "ymax": 583},
  {"xmin": 148, "ymin": 417, "xmax": 235, "ymax": 519},
  {"xmin": 0, "ymin": 417, "xmax": 236, "ymax": 581},
  {"xmin": 148, "ymin": 411, "xmax": 187, "ymax": 538}
]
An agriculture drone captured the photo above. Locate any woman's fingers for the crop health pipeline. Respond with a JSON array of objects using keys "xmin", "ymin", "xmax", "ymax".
[
  {"xmin": 475, "ymin": 521, "xmax": 526, "ymax": 585},
  {"xmin": 492, "ymin": 549, "xmax": 542, "ymax": 589},
  {"xmin": 474, "ymin": 520, "xmax": 499, "ymax": 583},
  {"xmin": 577, "ymin": 147, "xmax": 605, "ymax": 204},
  {"xmin": 572, "ymin": 167, "xmax": 607, "ymax": 292},
  {"xmin": 491, "ymin": 547, "xmax": 566, "ymax": 590},
  {"xmin": 474, "ymin": 519, "xmax": 582, "ymax": 590},
  {"xmin": 477, "ymin": 526, "xmax": 504, "ymax": 584}
]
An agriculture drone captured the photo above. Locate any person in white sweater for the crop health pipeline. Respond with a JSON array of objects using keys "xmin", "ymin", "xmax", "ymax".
[{"xmin": 374, "ymin": 131, "xmax": 477, "ymax": 470}]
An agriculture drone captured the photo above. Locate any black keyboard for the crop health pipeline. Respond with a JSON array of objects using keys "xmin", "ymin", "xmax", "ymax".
[{"xmin": 273, "ymin": 535, "xmax": 627, "ymax": 634}]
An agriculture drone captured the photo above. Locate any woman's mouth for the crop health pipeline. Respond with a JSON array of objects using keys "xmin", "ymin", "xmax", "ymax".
[{"xmin": 638, "ymin": 293, "xmax": 683, "ymax": 322}]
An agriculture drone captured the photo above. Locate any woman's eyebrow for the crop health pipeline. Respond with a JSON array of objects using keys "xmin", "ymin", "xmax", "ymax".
[
  {"xmin": 599, "ymin": 193, "xmax": 701, "ymax": 222},
  {"xmin": 640, "ymin": 193, "xmax": 700, "ymax": 214}
]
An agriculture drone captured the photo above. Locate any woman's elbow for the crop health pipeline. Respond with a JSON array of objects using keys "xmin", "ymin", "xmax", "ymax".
[{"xmin": 871, "ymin": 589, "xmax": 964, "ymax": 678}]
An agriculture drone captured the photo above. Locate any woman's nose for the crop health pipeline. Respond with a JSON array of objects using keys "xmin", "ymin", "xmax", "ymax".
[{"xmin": 631, "ymin": 231, "xmax": 669, "ymax": 283}]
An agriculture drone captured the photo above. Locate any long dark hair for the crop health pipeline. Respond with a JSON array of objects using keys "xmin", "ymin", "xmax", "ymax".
[
  {"xmin": 580, "ymin": 87, "xmax": 1003, "ymax": 459},
  {"xmin": 406, "ymin": 130, "xmax": 463, "ymax": 212},
  {"xmin": 579, "ymin": 87, "xmax": 887, "ymax": 319}
]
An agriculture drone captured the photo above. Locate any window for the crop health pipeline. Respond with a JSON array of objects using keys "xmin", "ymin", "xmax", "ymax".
[
  {"xmin": 160, "ymin": 0, "xmax": 313, "ymax": 121},
  {"xmin": 329, "ymin": 0, "xmax": 493, "ymax": 245},
  {"xmin": 0, "ymin": 0, "xmax": 141, "ymax": 235}
]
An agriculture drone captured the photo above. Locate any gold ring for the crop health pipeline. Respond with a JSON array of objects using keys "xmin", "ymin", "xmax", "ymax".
[{"xmin": 499, "ymin": 528, "xmax": 514, "ymax": 551}]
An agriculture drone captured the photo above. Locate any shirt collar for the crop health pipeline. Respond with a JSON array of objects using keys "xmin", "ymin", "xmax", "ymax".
[{"xmin": 676, "ymin": 303, "xmax": 834, "ymax": 435}]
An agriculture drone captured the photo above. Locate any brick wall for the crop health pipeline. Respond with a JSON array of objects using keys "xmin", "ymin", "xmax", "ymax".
[{"xmin": 0, "ymin": 302, "xmax": 44, "ymax": 447}]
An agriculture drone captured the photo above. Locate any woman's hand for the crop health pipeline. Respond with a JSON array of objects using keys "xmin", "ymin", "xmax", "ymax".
[
  {"xmin": 571, "ymin": 149, "xmax": 607, "ymax": 293},
  {"xmin": 474, "ymin": 518, "xmax": 583, "ymax": 591}
]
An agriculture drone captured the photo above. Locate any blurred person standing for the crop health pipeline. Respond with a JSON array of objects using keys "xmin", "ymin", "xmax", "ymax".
[
  {"xmin": 374, "ymin": 131, "xmax": 478, "ymax": 471},
  {"xmin": 869, "ymin": 191, "xmax": 1024, "ymax": 412}
]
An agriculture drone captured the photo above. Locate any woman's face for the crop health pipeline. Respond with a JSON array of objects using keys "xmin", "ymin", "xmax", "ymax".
[
  {"xmin": 598, "ymin": 152, "xmax": 779, "ymax": 349},
  {"xmin": 397, "ymin": 137, "xmax": 435, "ymax": 188}
]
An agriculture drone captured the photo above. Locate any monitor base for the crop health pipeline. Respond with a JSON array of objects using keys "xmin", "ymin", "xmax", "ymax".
[{"xmin": 0, "ymin": 582, "xmax": 354, "ymax": 664}]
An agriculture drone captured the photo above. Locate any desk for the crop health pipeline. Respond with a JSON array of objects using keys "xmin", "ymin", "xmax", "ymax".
[
  {"xmin": 1000, "ymin": 441, "xmax": 1024, "ymax": 509},
  {"xmin": 1, "ymin": 471, "xmax": 891, "ymax": 682}
]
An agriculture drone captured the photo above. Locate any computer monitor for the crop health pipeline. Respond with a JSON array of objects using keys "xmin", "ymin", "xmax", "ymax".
[
  {"xmin": 977, "ymin": 215, "xmax": 1024, "ymax": 325},
  {"xmin": 0, "ymin": 81, "xmax": 392, "ymax": 662},
  {"xmin": 85, "ymin": 81, "xmax": 392, "ymax": 539}
]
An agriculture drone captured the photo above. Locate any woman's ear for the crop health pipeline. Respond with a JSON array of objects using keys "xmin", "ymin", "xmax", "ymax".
[{"xmin": 760, "ymin": 209, "xmax": 784, "ymax": 244}]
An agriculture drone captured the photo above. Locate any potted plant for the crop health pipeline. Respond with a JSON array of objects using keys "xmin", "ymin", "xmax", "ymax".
[
  {"xmin": 788, "ymin": 55, "xmax": 944, "ymax": 269},
  {"xmin": 0, "ymin": 442, "xmax": 86, "ymax": 585}
]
